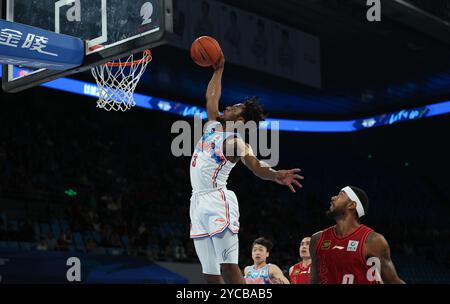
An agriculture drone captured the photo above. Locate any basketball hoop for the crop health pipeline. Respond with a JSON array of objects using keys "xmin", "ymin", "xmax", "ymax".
[{"xmin": 91, "ymin": 49, "xmax": 152, "ymax": 112}]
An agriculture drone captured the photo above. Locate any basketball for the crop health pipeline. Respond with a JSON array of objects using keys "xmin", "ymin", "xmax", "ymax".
[{"xmin": 190, "ymin": 36, "xmax": 222, "ymax": 67}]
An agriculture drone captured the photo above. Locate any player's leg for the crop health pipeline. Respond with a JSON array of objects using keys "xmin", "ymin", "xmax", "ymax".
[
  {"xmin": 191, "ymin": 193, "xmax": 224, "ymax": 283},
  {"xmin": 221, "ymin": 264, "xmax": 245, "ymax": 284},
  {"xmin": 193, "ymin": 236, "xmax": 224, "ymax": 284},
  {"xmin": 205, "ymin": 274, "xmax": 225, "ymax": 284},
  {"xmin": 212, "ymin": 229, "xmax": 245, "ymax": 284}
]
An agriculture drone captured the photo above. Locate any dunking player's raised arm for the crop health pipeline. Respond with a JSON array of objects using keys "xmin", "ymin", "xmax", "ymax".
[
  {"xmin": 364, "ymin": 232, "xmax": 406, "ymax": 284},
  {"xmin": 225, "ymin": 137, "xmax": 304, "ymax": 193},
  {"xmin": 308, "ymin": 231, "xmax": 321, "ymax": 284},
  {"xmin": 205, "ymin": 52, "xmax": 225, "ymax": 121}
]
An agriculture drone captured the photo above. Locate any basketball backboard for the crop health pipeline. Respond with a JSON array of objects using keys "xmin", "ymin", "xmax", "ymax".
[{"xmin": 1, "ymin": 0, "xmax": 173, "ymax": 92}]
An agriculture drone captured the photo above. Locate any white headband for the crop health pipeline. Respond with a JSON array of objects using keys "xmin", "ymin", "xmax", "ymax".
[{"xmin": 341, "ymin": 186, "xmax": 365, "ymax": 218}]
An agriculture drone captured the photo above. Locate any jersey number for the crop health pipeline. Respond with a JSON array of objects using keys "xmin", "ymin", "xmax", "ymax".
[{"xmin": 192, "ymin": 154, "xmax": 198, "ymax": 167}]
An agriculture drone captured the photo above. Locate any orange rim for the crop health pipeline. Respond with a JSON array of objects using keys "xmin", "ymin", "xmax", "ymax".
[{"xmin": 103, "ymin": 50, "xmax": 152, "ymax": 67}]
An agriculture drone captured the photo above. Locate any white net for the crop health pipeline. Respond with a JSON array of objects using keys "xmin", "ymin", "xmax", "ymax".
[{"xmin": 91, "ymin": 50, "xmax": 152, "ymax": 112}]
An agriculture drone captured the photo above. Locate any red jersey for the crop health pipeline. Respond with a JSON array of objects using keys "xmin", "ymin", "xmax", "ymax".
[
  {"xmin": 316, "ymin": 224, "xmax": 379, "ymax": 284},
  {"xmin": 290, "ymin": 262, "xmax": 310, "ymax": 284}
]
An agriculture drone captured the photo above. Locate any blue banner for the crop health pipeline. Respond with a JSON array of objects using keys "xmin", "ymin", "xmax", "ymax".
[
  {"xmin": 353, "ymin": 106, "xmax": 432, "ymax": 130},
  {"xmin": 1, "ymin": 69, "xmax": 450, "ymax": 133},
  {"xmin": 0, "ymin": 19, "xmax": 84, "ymax": 70}
]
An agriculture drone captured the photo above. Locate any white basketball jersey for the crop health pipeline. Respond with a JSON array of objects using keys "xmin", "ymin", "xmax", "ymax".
[{"xmin": 190, "ymin": 121, "xmax": 238, "ymax": 192}]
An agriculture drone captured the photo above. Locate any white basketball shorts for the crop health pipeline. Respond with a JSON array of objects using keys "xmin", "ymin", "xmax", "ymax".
[
  {"xmin": 190, "ymin": 188, "xmax": 240, "ymax": 238},
  {"xmin": 190, "ymin": 188, "xmax": 240, "ymax": 275}
]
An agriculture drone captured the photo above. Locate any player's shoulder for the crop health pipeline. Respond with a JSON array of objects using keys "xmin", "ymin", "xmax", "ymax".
[
  {"xmin": 311, "ymin": 230, "xmax": 323, "ymax": 242},
  {"xmin": 309, "ymin": 230, "xmax": 325, "ymax": 253},
  {"xmin": 365, "ymin": 230, "xmax": 387, "ymax": 245},
  {"xmin": 289, "ymin": 264, "xmax": 297, "ymax": 274},
  {"xmin": 268, "ymin": 263, "xmax": 280, "ymax": 270},
  {"xmin": 268, "ymin": 264, "xmax": 283, "ymax": 275},
  {"xmin": 244, "ymin": 265, "xmax": 251, "ymax": 274},
  {"xmin": 363, "ymin": 230, "xmax": 391, "ymax": 259}
]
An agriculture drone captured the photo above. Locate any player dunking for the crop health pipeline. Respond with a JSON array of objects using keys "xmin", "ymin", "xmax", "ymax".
[
  {"xmin": 289, "ymin": 236, "xmax": 311, "ymax": 284},
  {"xmin": 309, "ymin": 186, "xmax": 405, "ymax": 284},
  {"xmin": 189, "ymin": 53, "xmax": 304, "ymax": 284},
  {"xmin": 244, "ymin": 237, "xmax": 290, "ymax": 284}
]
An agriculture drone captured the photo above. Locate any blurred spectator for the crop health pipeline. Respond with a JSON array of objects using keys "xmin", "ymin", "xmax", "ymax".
[
  {"xmin": 47, "ymin": 232, "xmax": 57, "ymax": 251},
  {"xmin": 56, "ymin": 232, "xmax": 71, "ymax": 251},
  {"xmin": 21, "ymin": 221, "xmax": 34, "ymax": 242},
  {"xmin": 174, "ymin": 242, "xmax": 187, "ymax": 261},
  {"xmin": 100, "ymin": 225, "xmax": 112, "ymax": 247},
  {"xmin": 92, "ymin": 220, "xmax": 101, "ymax": 233},
  {"xmin": 36, "ymin": 237, "xmax": 48, "ymax": 251},
  {"xmin": 164, "ymin": 240, "xmax": 175, "ymax": 261},
  {"xmin": 109, "ymin": 232, "xmax": 122, "ymax": 248},
  {"xmin": 85, "ymin": 237, "xmax": 98, "ymax": 253}
]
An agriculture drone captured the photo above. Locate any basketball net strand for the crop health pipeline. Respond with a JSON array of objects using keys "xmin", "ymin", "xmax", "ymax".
[{"xmin": 91, "ymin": 51, "xmax": 152, "ymax": 112}]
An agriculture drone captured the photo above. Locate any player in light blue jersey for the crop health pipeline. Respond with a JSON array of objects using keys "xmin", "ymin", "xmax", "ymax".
[{"xmin": 244, "ymin": 237, "xmax": 290, "ymax": 284}]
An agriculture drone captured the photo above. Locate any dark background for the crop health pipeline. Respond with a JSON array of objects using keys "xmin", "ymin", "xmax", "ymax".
[{"xmin": 0, "ymin": 87, "xmax": 449, "ymax": 283}]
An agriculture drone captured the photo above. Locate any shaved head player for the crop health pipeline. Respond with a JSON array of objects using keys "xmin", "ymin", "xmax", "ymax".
[
  {"xmin": 190, "ymin": 53, "xmax": 304, "ymax": 284},
  {"xmin": 289, "ymin": 236, "xmax": 311, "ymax": 284}
]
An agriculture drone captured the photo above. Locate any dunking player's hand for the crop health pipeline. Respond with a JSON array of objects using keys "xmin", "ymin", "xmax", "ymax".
[
  {"xmin": 213, "ymin": 51, "xmax": 225, "ymax": 70},
  {"xmin": 274, "ymin": 168, "xmax": 304, "ymax": 193}
]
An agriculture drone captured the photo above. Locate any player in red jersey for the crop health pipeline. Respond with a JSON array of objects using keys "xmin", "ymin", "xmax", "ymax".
[
  {"xmin": 289, "ymin": 236, "xmax": 311, "ymax": 284},
  {"xmin": 309, "ymin": 186, "xmax": 405, "ymax": 284}
]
